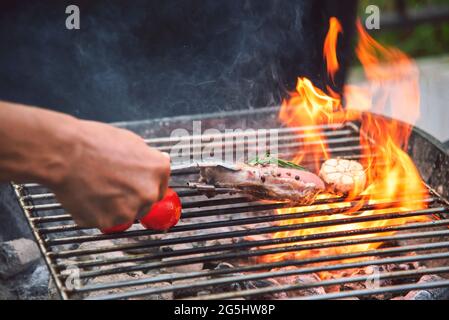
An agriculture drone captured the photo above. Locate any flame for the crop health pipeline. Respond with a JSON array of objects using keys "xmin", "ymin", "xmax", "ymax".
[
  {"xmin": 279, "ymin": 77, "xmax": 341, "ymax": 172},
  {"xmin": 323, "ymin": 17, "xmax": 343, "ymax": 83},
  {"xmin": 264, "ymin": 18, "xmax": 430, "ymax": 271},
  {"xmin": 351, "ymin": 20, "xmax": 423, "ymax": 205}
]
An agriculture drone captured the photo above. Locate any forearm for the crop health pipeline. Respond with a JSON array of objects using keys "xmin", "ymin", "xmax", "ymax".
[
  {"xmin": 0, "ymin": 100, "xmax": 171, "ymax": 228},
  {"xmin": 0, "ymin": 101, "xmax": 78, "ymax": 186}
]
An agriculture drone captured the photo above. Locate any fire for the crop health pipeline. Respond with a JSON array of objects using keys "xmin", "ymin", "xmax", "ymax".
[
  {"xmin": 264, "ymin": 18, "xmax": 430, "ymax": 268},
  {"xmin": 279, "ymin": 77, "xmax": 341, "ymax": 172},
  {"xmin": 323, "ymin": 17, "xmax": 343, "ymax": 83}
]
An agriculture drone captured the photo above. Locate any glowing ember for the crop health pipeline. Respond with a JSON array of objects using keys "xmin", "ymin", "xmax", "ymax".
[{"xmin": 263, "ymin": 18, "xmax": 430, "ymax": 269}]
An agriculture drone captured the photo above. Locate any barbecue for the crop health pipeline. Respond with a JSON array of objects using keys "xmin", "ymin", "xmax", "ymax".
[
  {"xmin": 2, "ymin": 2, "xmax": 449, "ymax": 301},
  {"xmin": 11, "ymin": 107, "xmax": 449, "ymax": 300}
]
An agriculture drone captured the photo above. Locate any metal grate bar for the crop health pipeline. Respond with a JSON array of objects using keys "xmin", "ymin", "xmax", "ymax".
[
  {"xmin": 61, "ymin": 236, "xmax": 449, "ymax": 282},
  {"xmin": 297, "ymin": 280, "xmax": 449, "ymax": 300},
  {"xmin": 195, "ymin": 266, "xmax": 449, "ymax": 301},
  {"xmin": 48, "ymin": 218, "xmax": 449, "ymax": 260},
  {"xmin": 144, "ymin": 123, "xmax": 348, "ymax": 145},
  {"xmin": 86, "ymin": 253, "xmax": 449, "ymax": 300},
  {"xmin": 34, "ymin": 197, "xmax": 439, "ymax": 235},
  {"xmin": 76, "ymin": 248, "xmax": 449, "ymax": 294},
  {"xmin": 28, "ymin": 190, "xmax": 429, "ymax": 225},
  {"xmin": 60, "ymin": 228, "xmax": 449, "ymax": 271},
  {"xmin": 155, "ymin": 131, "xmax": 359, "ymax": 152}
]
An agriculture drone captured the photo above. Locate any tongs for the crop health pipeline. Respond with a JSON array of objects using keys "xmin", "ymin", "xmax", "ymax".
[{"xmin": 169, "ymin": 161, "xmax": 241, "ymax": 193}]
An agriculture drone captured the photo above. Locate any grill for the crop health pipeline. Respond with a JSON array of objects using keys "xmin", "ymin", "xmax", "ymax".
[{"xmin": 12, "ymin": 107, "xmax": 449, "ymax": 300}]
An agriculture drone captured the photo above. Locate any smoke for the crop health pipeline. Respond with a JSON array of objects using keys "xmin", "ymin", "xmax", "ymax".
[{"xmin": 0, "ymin": 0, "xmax": 356, "ymax": 122}]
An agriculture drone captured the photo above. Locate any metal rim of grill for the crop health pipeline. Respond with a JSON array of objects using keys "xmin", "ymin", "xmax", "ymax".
[{"xmin": 12, "ymin": 118, "xmax": 449, "ymax": 300}]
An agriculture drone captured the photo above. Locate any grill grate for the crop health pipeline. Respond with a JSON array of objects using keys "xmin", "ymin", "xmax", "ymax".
[{"xmin": 12, "ymin": 122, "xmax": 449, "ymax": 300}]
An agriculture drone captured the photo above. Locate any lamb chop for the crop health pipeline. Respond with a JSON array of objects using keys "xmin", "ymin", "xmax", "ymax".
[{"xmin": 198, "ymin": 157, "xmax": 325, "ymax": 205}]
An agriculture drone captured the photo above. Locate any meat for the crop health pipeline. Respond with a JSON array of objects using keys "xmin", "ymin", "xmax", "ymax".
[
  {"xmin": 319, "ymin": 158, "xmax": 366, "ymax": 196},
  {"xmin": 197, "ymin": 157, "xmax": 366, "ymax": 203},
  {"xmin": 199, "ymin": 163, "xmax": 325, "ymax": 204}
]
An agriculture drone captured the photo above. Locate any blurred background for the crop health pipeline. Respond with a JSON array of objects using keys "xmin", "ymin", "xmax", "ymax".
[
  {"xmin": 0, "ymin": 0, "xmax": 447, "ymax": 145},
  {"xmin": 358, "ymin": 0, "xmax": 449, "ymax": 57},
  {"xmin": 353, "ymin": 0, "xmax": 449, "ymax": 147}
]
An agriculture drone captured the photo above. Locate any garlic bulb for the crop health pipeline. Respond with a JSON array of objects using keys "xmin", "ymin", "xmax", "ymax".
[{"xmin": 319, "ymin": 158, "xmax": 366, "ymax": 195}]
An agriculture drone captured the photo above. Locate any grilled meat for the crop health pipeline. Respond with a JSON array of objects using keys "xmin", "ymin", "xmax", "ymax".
[{"xmin": 199, "ymin": 163, "xmax": 325, "ymax": 204}]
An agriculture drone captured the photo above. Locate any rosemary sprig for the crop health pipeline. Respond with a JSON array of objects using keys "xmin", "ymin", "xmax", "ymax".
[{"xmin": 248, "ymin": 153, "xmax": 307, "ymax": 171}]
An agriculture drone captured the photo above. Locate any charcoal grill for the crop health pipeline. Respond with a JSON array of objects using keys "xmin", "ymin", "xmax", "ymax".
[{"xmin": 11, "ymin": 107, "xmax": 449, "ymax": 300}]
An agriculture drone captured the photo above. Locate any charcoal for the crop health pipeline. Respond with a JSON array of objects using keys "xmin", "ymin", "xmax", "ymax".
[
  {"xmin": 204, "ymin": 278, "xmax": 247, "ymax": 295},
  {"xmin": 340, "ymin": 265, "xmax": 394, "ymax": 300},
  {"xmin": 83, "ymin": 273, "xmax": 173, "ymax": 300},
  {"xmin": 0, "ymin": 238, "xmax": 40, "ymax": 279},
  {"xmin": 196, "ymin": 290, "xmax": 212, "ymax": 297},
  {"xmin": 162, "ymin": 261, "xmax": 204, "ymax": 273},
  {"xmin": 172, "ymin": 262, "xmax": 284, "ymax": 299},
  {"xmin": 396, "ymin": 228, "xmax": 449, "ymax": 268},
  {"xmin": 57, "ymin": 240, "xmax": 143, "ymax": 295},
  {"xmin": 209, "ymin": 262, "xmax": 243, "ymax": 278},
  {"xmin": 0, "ymin": 239, "xmax": 50, "ymax": 299},
  {"xmin": 161, "ymin": 243, "xmax": 204, "ymax": 273},
  {"xmin": 172, "ymin": 277, "xmax": 211, "ymax": 299},
  {"xmin": 272, "ymin": 266, "xmax": 302, "ymax": 285},
  {"xmin": 214, "ymin": 262, "xmax": 236, "ymax": 271},
  {"xmin": 0, "ymin": 282, "xmax": 16, "ymax": 300},
  {"xmin": 76, "ymin": 240, "xmax": 127, "ymax": 259},
  {"xmin": 383, "ymin": 262, "xmax": 419, "ymax": 272},
  {"xmin": 340, "ymin": 282, "xmax": 367, "ymax": 292},
  {"xmin": 202, "ymin": 227, "xmax": 247, "ymax": 247},
  {"xmin": 244, "ymin": 278, "xmax": 288, "ymax": 300},
  {"xmin": 65, "ymin": 240, "xmax": 135, "ymax": 272},
  {"xmin": 48, "ymin": 278, "xmax": 60, "ymax": 300},
  {"xmin": 15, "ymin": 264, "xmax": 51, "ymax": 300},
  {"xmin": 140, "ymin": 282, "xmax": 174, "ymax": 300},
  {"xmin": 271, "ymin": 267, "xmax": 325, "ymax": 298},
  {"xmin": 204, "ymin": 237, "xmax": 235, "ymax": 247},
  {"xmin": 119, "ymin": 235, "xmax": 160, "ymax": 255},
  {"xmin": 291, "ymin": 273, "xmax": 326, "ymax": 297},
  {"xmin": 403, "ymin": 275, "xmax": 449, "ymax": 300},
  {"xmin": 241, "ymin": 234, "xmax": 271, "ymax": 243},
  {"xmin": 161, "ymin": 262, "xmax": 203, "ymax": 273}
]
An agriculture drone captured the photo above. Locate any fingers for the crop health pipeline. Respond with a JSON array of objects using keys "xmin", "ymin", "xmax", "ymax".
[
  {"xmin": 157, "ymin": 151, "xmax": 171, "ymax": 201},
  {"xmin": 161, "ymin": 151, "xmax": 170, "ymax": 160},
  {"xmin": 158, "ymin": 171, "xmax": 169, "ymax": 201},
  {"xmin": 51, "ymin": 120, "xmax": 174, "ymax": 230},
  {"xmin": 135, "ymin": 150, "xmax": 169, "ymax": 220},
  {"xmin": 136, "ymin": 202, "xmax": 153, "ymax": 220},
  {"xmin": 71, "ymin": 214, "xmax": 93, "ymax": 229}
]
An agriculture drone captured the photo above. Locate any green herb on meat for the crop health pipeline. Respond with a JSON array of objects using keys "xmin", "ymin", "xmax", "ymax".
[{"xmin": 248, "ymin": 153, "xmax": 307, "ymax": 171}]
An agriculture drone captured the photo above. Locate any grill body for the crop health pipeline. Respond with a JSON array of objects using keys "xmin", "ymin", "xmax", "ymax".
[{"xmin": 12, "ymin": 107, "xmax": 449, "ymax": 300}]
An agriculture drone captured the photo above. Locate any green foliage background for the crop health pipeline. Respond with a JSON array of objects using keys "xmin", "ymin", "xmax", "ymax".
[{"xmin": 358, "ymin": 0, "xmax": 449, "ymax": 57}]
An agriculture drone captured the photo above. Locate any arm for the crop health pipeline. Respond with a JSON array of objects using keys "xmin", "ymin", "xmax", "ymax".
[{"xmin": 0, "ymin": 101, "xmax": 170, "ymax": 229}]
